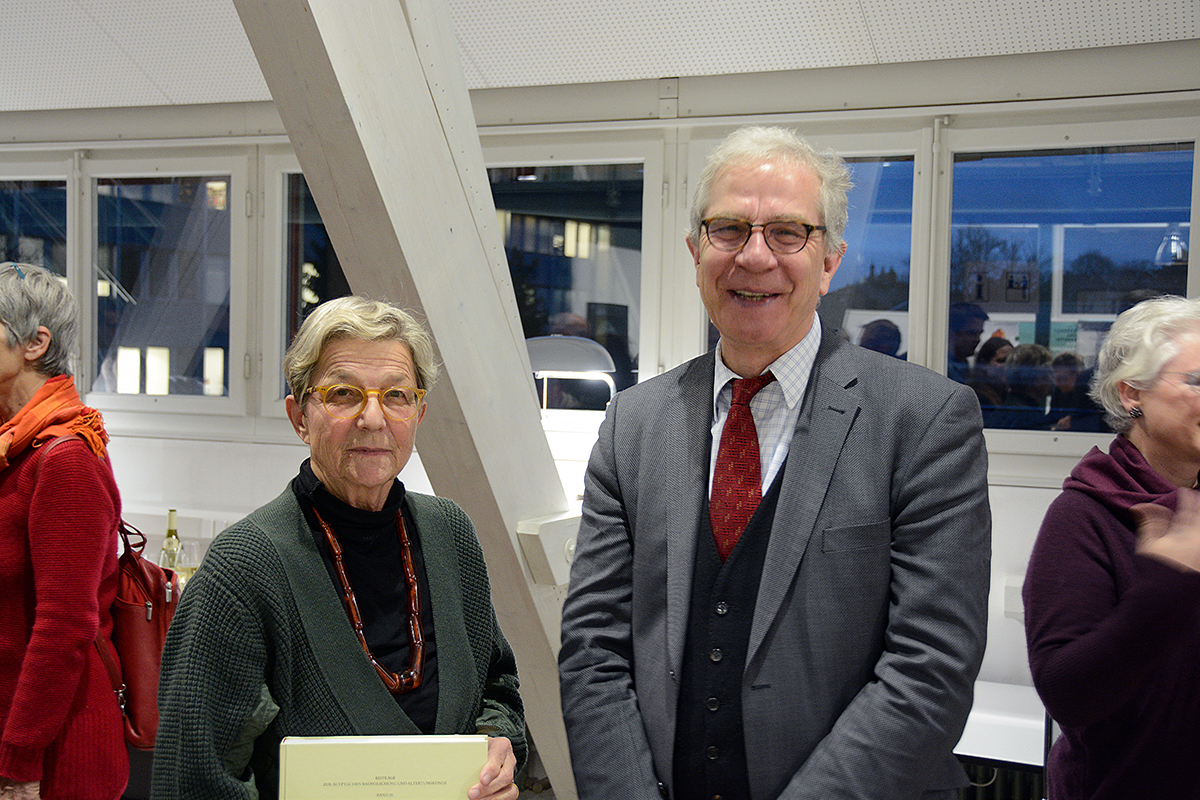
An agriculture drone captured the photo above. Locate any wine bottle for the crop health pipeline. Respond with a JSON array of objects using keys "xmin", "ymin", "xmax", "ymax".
[{"xmin": 158, "ymin": 509, "xmax": 181, "ymax": 569}]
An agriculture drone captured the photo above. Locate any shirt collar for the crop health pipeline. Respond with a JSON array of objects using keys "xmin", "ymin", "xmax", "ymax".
[{"xmin": 713, "ymin": 320, "xmax": 822, "ymax": 412}]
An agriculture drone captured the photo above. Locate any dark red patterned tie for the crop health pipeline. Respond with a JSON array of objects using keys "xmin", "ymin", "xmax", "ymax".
[{"xmin": 710, "ymin": 372, "xmax": 776, "ymax": 561}]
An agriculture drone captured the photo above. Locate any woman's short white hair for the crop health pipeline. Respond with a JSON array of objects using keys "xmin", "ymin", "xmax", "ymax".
[
  {"xmin": 1091, "ymin": 295, "xmax": 1200, "ymax": 434},
  {"xmin": 283, "ymin": 296, "xmax": 439, "ymax": 401},
  {"xmin": 0, "ymin": 262, "xmax": 76, "ymax": 377},
  {"xmin": 687, "ymin": 126, "xmax": 853, "ymax": 256}
]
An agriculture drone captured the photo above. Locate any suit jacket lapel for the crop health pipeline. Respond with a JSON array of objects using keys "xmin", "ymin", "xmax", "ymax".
[
  {"xmin": 666, "ymin": 352, "xmax": 717, "ymax": 676},
  {"xmin": 747, "ymin": 333, "xmax": 861, "ymax": 666}
]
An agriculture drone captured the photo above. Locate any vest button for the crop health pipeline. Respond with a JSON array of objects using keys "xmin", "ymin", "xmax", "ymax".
[
  {"xmin": 709, "ymin": 648, "xmax": 723, "ymax": 662},
  {"xmin": 715, "ymin": 600, "xmax": 729, "ymax": 615},
  {"xmin": 706, "ymin": 696, "xmax": 720, "ymax": 711},
  {"xmin": 706, "ymin": 746, "xmax": 719, "ymax": 760}
]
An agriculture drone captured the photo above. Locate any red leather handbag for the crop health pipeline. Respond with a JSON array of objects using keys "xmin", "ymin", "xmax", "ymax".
[{"xmin": 95, "ymin": 521, "xmax": 180, "ymax": 750}]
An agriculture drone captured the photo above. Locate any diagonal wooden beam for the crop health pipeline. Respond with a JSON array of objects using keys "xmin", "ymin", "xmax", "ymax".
[{"xmin": 231, "ymin": 1, "xmax": 577, "ymax": 796}]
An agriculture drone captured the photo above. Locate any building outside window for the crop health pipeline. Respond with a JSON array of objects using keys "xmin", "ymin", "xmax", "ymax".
[
  {"xmin": 92, "ymin": 175, "xmax": 233, "ymax": 397},
  {"xmin": 0, "ymin": 179, "xmax": 67, "ymax": 276},
  {"xmin": 489, "ymin": 163, "xmax": 643, "ymax": 409},
  {"xmin": 283, "ymin": 173, "xmax": 350, "ymax": 348},
  {"xmin": 281, "ymin": 164, "xmax": 647, "ymax": 412}
]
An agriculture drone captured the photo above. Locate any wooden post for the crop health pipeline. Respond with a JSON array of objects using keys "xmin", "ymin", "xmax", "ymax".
[{"xmin": 231, "ymin": 1, "xmax": 577, "ymax": 795}]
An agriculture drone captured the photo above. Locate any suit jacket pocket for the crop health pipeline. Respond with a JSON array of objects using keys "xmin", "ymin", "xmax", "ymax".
[{"xmin": 821, "ymin": 520, "xmax": 891, "ymax": 553}]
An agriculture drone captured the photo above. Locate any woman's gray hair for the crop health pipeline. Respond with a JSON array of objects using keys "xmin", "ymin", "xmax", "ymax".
[
  {"xmin": 1091, "ymin": 295, "xmax": 1200, "ymax": 434},
  {"xmin": 283, "ymin": 296, "xmax": 439, "ymax": 400},
  {"xmin": 687, "ymin": 126, "xmax": 854, "ymax": 256},
  {"xmin": 0, "ymin": 262, "xmax": 76, "ymax": 377}
]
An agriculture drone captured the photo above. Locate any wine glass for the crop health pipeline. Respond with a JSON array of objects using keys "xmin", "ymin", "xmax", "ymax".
[{"xmin": 176, "ymin": 540, "xmax": 201, "ymax": 589}]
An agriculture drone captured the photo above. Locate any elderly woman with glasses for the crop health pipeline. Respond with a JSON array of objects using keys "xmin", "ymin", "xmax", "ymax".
[
  {"xmin": 1023, "ymin": 295, "xmax": 1200, "ymax": 799},
  {"xmin": 0, "ymin": 263, "xmax": 128, "ymax": 800},
  {"xmin": 153, "ymin": 296, "xmax": 525, "ymax": 800}
]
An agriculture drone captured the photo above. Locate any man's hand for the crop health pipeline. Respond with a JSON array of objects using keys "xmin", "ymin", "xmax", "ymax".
[
  {"xmin": 1133, "ymin": 489, "xmax": 1200, "ymax": 573},
  {"xmin": 467, "ymin": 736, "xmax": 518, "ymax": 800}
]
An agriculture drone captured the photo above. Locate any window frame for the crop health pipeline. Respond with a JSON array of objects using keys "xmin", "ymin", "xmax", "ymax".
[
  {"xmin": 933, "ymin": 100, "xmax": 1200, "ymax": 483},
  {"xmin": 0, "ymin": 153, "xmax": 73, "ymax": 272},
  {"xmin": 78, "ymin": 147, "xmax": 254, "ymax": 417},
  {"xmin": 260, "ymin": 147, "xmax": 305, "ymax": 420},
  {"xmin": 478, "ymin": 127, "xmax": 667, "ymax": 386}
]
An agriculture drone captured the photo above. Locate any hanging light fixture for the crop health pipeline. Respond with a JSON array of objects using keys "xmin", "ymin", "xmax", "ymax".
[{"xmin": 1154, "ymin": 227, "xmax": 1188, "ymax": 266}]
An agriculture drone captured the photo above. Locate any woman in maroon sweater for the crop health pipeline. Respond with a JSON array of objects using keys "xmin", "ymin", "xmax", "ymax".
[
  {"xmin": 0, "ymin": 263, "xmax": 127, "ymax": 799},
  {"xmin": 1024, "ymin": 295, "xmax": 1200, "ymax": 800}
]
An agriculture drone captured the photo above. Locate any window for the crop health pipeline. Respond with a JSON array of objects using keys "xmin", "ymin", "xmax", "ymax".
[
  {"xmin": 277, "ymin": 165, "xmax": 648, "ymax": 409},
  {"xmin": 822, "ymin": 157, "xmax": 915, "ymax": 360},
  {"xmin": 78, "ymin": 149, "xmax": 251, "ymax": 416},
  {"xmin": 275, "ymin": 163, "xmax": 648, "ymax": 413},
  {"xmin": 91, "ymin": 175, "xmax": 233, "ymax": 397},
  {"xmin": 284, "ymin": 173, "xmax": 348, "ymax": 346},
  {"xmin": 489, "ymin": 163, "xmax": 643, "ymax": 409},
  {"xmin": 947, "ymin": 143, "xmax": 1193, "ymax": 431},
  {"xmin": 0, "ymin": 179, "xmax": 67, "ymax": 275}
]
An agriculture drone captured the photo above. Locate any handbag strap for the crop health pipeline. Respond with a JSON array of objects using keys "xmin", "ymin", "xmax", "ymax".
[
  {"xmin": 34, "ymin": 434, "xmax": 127, "ymax": 706},
  {"xmin": 94, "ymin": 632, "xmax": 126, "ymax": 711}
]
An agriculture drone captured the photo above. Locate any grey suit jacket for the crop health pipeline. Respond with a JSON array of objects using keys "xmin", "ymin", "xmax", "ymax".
[{"xmin": 559, "ymin": 327, "xmax": 991, "ymax": 800}]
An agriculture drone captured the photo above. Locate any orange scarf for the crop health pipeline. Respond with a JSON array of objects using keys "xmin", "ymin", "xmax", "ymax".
[{"xmin": 0, "ymin": 374, "xmax": 108, "ymax": 471}]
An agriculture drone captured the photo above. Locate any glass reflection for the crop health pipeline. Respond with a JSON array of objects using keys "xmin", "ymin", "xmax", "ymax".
[
  {"xmin": 490, "ymin": 164, "xmax": 642, "ymax": 410},
  {"xmin": 93, "ymin": 176, "xmax": 232, "ymax": 396},
  {"xmin": 949, "ymin": 143, "xmax": 1193, "ymax": 431},
  {"xmin": 825, "ymin": 157, "xmax": 914, "ymax": 360},
  {"xmin": 0, "ymin": 180, "xmax": 68, "ymax": 276}
]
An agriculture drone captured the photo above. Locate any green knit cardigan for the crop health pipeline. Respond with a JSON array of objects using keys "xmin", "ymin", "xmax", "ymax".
[{"xmin": 151, "ymin": 488, "xmax": 526, "ymax": 799}]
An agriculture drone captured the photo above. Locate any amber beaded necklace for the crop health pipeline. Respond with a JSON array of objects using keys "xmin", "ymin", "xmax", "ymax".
[{"xmin": 312, "ymin": 507, "xmax": 424, "ymax": 693}]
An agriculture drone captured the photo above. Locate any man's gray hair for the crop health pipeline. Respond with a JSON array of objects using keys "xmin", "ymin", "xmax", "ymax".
[
  {"xmin": 687, "ymin": 126, "xmax": 853, "ymax": 255},
  {"xmin": 0, "ymin": 262, "xmax": 76, "ymax": 377}
]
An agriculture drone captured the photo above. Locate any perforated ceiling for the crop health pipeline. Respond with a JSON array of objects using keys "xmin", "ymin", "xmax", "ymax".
[
  {"xmin": 449, "ymin": 0, "xmax": 1200, "ymax": 88},
  {"xmin": 5, "ymin": 0, "xmax": 267, "ymax": 111},
  {"xmin": 2, "ymin": 0, "xmax": 1196, "ymax": 112}
]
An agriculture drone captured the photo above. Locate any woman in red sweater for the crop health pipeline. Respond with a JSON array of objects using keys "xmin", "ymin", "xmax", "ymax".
[
  {"xmin": 0, "ymin": 263, "xmax": 127, "ymax": 799},
  {"xmin": 1023, "ymin": 295, "xmax": 1200, "ymax": 799}
]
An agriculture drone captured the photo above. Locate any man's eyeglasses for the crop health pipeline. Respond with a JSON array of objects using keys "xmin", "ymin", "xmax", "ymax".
[
  {"xmin": 306, "ymin": 384, "xmax": 426, "ymax": 421},
  {"xmin": 701, "ymin": 217, "xmax": 827, "ymax": 255}
]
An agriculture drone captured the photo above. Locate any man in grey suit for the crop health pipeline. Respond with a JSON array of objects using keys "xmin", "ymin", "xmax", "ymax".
[{"xmin": 558, "ymin": 126, "xmax": 990, "ymax": 800}]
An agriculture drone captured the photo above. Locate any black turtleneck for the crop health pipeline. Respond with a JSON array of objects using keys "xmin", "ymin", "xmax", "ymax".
[{"xmin": 291, "ymin": 459, "xmax": 439, "ymax": 732}]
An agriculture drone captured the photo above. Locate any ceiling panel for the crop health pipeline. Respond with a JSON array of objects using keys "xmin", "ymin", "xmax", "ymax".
[
  {"xmin": 860, "ymin": 0, "xmax": 1198, "ymax": 63},
  {"xmin": 0, "ymin": 0, "xmax": 1195, "ymax": 113},
  {"xmin": 4, "ymin": 0, "xmax": 266, "ymax": 112},
  {"xmin": 449, "ymin": 0, "xmax": 879, "ymax": 89}
]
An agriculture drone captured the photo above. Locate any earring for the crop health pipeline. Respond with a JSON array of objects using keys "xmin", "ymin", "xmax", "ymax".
[{"xmin": 1129, "ymin": 406, "xmax": 1143, "ymax": 419}]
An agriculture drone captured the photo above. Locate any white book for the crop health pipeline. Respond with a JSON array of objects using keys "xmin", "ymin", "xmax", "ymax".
[{"xmin": 278, "ymin": 734, "xmax": 488, "ymax": 800}]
